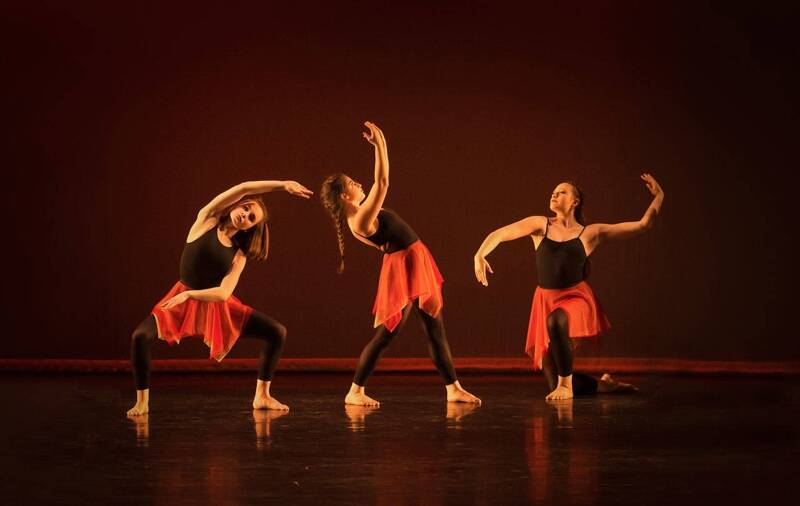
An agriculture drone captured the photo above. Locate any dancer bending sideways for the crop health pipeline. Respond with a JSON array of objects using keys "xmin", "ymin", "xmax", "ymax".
[
  {"xmin": 474, "ymin": 175, "xmax": 664, "ymax": 400},
  {"xmin": 127, "ymin": 179, "xmax": 313, "ymax": 416},
  {"xmin": 320, "ymin": 121, "xmax": 480, "ymax": 407}
]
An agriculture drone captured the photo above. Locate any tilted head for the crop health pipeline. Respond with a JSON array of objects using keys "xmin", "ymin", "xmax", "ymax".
[
  {"xmin": 219, "ymin": 197, "xmax": 270, "ymax": 260},
  {"xmin": 229, "ymin": 199, "xmax": 266, "ymax": 231},
  {"xmin": 329, "ymin": 174, "xmax": 365, "ymax": 208},
  {"xmin": 549, "ymin": 181, "xmax": 586, "ymax": 225}
]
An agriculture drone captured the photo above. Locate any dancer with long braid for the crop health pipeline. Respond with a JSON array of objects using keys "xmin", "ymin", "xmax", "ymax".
[
  {"xmin": 320, "ymin": 121, "xmax": 480, "ymax": 407},
  {"xmin": 474, "ymin": 175, "xmax": 663, "ymax": 400},
  {"xmin": 127, "ymin": 179, "xmax": 313, "ymax": 416}
]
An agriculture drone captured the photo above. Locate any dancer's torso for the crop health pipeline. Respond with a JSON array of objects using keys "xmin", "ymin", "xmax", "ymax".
[
  {"xmin": 358, "ymin": 208, "xmax": 419, "ymax": 253},
  {"xmin": 535, "ymin": 218, "xmax": 587, "ymax": 289},
  {"xmin": 179, "ymin": 226, "xmax": 236, "ymax": 289}
]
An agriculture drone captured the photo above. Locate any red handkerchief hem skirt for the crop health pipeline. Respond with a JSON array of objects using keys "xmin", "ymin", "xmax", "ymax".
[
  {"xmin": 372, "ymin": 240, "xmax": 444, "ymax": 332},
  {"xmin": 151, "ymin": 281, "xmax": 253, "ymax": 362},
  {"xmin": 525, "ymin": 280, "xmax": 611, "ymax": 370}
]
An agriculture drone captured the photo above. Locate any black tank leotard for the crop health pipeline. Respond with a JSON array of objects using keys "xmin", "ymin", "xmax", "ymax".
[
  {"xmin": 179, "ymin": 226, "xmax": 236, "ymax": 289},
  {"xmin": 358, "ymin": 208, "xmax": 419, "ymax": 253},
  {"xmin": 535, "ymin": 218, "xmax": 587, "ymax": 289}
]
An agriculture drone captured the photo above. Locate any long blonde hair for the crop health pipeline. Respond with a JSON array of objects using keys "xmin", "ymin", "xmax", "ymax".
[{"xmin": 218, "ymin": 197, "xmax": 270, "ymax": 261}]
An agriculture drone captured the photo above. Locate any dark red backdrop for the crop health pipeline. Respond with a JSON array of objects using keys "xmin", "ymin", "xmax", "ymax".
[{"xmin": 3, "ymin": 2, "xmax": 795, "ymax": 361}]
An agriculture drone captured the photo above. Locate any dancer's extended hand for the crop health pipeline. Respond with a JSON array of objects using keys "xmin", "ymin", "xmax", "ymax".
[
  {"xmin": 362, "ymin": 121, "xmax": 385, "ymax": 147},
  {"xmin": 161, "ymin": 292, "xmax": 190, "ymax": 309},
  {"xmin": 474, "ymin": 256, "xmax": 494, "ymax": 286},
  {"xmin": 640, "ymin": 173, "xmax": 662, "ymax": 197},
  {"xmin": 283, "ymin": 180, "xmax": 314, "ymax": 198}
]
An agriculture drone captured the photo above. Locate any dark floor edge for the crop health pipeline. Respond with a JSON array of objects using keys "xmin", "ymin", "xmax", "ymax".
[{"xmin": 1, "ymin": 358, "xmax": 798, "ymax": 375}]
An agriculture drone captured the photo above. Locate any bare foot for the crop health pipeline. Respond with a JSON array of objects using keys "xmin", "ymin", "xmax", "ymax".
[
  {"xmin": 253, "ymin": 394, "xmax": 290, "ymax": 411},
  {"xmin": 345, "ymin": 391, "xmax": 380, "ymax": 407},
  {"xmin": 127, "ymin": 402, "xmax": 149, "ymax": 417},
  {"xmin": 597, "ymin": 373, "xmax": 639, "ymax": 394},
  {"xmin": 545, "ymin": 385, "xmax": 574, "ymax": 400},
  {"xmin": 447, "ymin": 388, "xmax": 481, "ymax": 404}
]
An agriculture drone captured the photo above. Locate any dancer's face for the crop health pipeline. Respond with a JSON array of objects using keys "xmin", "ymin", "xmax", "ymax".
[
  {"xmin": 229, "ymin": 201, "xmax": 264, "ymax": 230},
  {"xmin": 341, "ymin": 176, "xmax": 365, "ymax": 205},
  {"xmin": 549, "ymin": 183, "xmax": 579, "ymax": 214}
]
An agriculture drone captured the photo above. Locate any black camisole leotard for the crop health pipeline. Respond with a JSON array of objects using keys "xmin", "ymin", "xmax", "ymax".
[
  {"xmin": 179, "ymin": 226, "xmax": 236, "ymax": 289},
  {"xmin": 535, "ymin": 218, "xmax": 587, "ymax": 289},
  {"xmin": 358, "ymin": 208, "xmax": 419, "ymax": 253}
]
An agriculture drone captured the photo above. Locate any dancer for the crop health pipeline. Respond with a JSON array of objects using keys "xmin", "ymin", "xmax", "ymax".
[
  {"xmin": 474, "ymin": 175, "xmax": 663, "ymax": 400},
  {"xmin": 127, "ymin": 179, "xmax": 313, "ymax": 416},
  {"xmin": 320, "ymin": 121, "xmax": 480, "ymax": 407}
]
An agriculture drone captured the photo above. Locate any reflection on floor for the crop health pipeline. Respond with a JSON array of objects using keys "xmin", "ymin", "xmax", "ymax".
[{"xmin": 1, "ymin": 373, "xmax": 797, "ymax": 505}]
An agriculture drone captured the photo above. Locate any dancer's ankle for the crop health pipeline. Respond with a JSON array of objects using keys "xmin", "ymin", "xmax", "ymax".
[
  {"xmin": 445, "ymin": 380, "xmax": 462, "ymax": 394},
  {"xmin": 256, "ymin": 379, "xmax": 271, "ymax": 396}
]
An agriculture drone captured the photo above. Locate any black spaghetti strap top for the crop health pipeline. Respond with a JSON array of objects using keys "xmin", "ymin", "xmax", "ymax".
[
  {"xmin": 358, "ymin": 208, "xmax": 419, "ymax": 254},
  {"xmin": 535, "ymin": 218, "xmax": 587, "ymax": 289},
  {"xmin": 179, "ymin": 226, "xmax": 236, "ymax": 289}
]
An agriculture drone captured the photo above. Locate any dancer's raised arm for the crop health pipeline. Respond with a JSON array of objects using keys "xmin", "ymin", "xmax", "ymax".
[
  {"xmin": 318, "ymin": 122, "xmax": 480, "ymax": 407},
  {"xmin": 583, "ymin": 173, "xmax": 664, "ymax": 250},
  {"xmin": 351, "ymin": 121, "xmax": 390, "ymax": 234},
  {"xmin": 473, "ymin": 216, "xmax": 547, "ymax": 286},
  {"xmin": 198, "ymin": 180, "xmax": 313, "ymax": 219},
  {"xmin": 129, "ymin": 172, "xmax": 308, "ymax": 417}
]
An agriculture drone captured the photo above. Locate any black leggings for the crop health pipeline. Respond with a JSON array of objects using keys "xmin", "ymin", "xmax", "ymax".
[
  {"xmin": 353, "ymin": 303, "xmax": 458, "ymax": 386},
  {"xmin": 541, "ymin": 308, "xmax": 598, "ymax": 395},
  {"xmin": 131, "ymin": 310, "xmax": 286, "ymax": 390}
]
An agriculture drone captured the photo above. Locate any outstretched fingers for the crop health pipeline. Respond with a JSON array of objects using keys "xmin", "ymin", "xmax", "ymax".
[
  {"xmin": 286, "ymin": 181, "xmax": 314, "ymax": 198},
  {"xmin": 160, "ymin": 292, "xmax": 186, "ymax": 309}
]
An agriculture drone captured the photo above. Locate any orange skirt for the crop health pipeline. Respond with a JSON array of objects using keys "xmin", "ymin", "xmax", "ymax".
[
  {"xmin": 151, "ymin": 281, "xmax": 253, "ymax": 362},
  {"xmin": 525, "ymin": 280, "xmax": 610, "ymax": 370},
  {"xmin": 372, "ymin": 240, "xmax": 444, "ymax": 332}
]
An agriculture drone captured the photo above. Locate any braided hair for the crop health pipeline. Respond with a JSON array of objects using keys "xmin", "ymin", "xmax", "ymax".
[{"xmin": 320, "ymin": 173, "xmax": 348, "ymax": 273}]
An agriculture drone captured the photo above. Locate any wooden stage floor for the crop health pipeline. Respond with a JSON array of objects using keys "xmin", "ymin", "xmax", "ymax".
[{"xmin": 1, "ymin": 373, "xmax": 797, "ymax": 505}]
